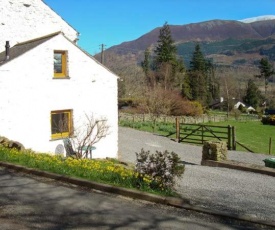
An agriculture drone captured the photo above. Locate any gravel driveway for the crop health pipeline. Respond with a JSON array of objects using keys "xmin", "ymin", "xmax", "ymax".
[{"xmin": 118, "ymin": 127, "xmax": 275, "ymax": 222}]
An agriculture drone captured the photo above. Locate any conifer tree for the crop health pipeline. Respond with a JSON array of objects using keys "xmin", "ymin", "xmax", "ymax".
[
  {"xmin": 141, "ymin": 48, "xmax": 154, "ymax": 87},
  {"xmin": 153, "ymin": 22, "xmax": 179, "ymax": 89},
  {"xmin": 154, "ymin": 22, "xmax": 177, "ymax": 64},
  {"xmin": 190, "ymin": 44, "xmax": 206, "ymax": 72},
  {"xmin": 141, "ymin": 22, "xmax": 185, "ymax": 90},
  {"xmin": 256, "ymin": 57, "xmax": 274, "ymax": 95},
  {"xmin": 243, "ymin": 79, "xmax": 262, "ymax": 109},
  {"xmin": 183, "ymin": 43, "xmax": 219, "ymax": 106}
]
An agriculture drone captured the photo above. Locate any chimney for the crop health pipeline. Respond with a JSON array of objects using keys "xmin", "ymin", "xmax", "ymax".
[{"xmin": 5, "ymin": 41, "xmax": 10, "ymax": 61}]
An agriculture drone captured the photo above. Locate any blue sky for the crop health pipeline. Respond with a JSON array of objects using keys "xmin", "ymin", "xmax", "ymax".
[{"xmin": 44, "ymin": 0, "xmax": 275, "ymax": 55}]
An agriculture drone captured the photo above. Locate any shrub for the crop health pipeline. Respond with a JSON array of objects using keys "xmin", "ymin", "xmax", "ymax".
[
  {"xmin": 118, "ymin": 98, "xmax": 142, "ymax": 110},
  {"xmin": 270, "ymin": 115, "xmax": 275, "ymax": 125},
  {"xmin": 261, "ymin": 115, "xmax": 275, "ymax": 125},
  {"xmin": 136, "ymin": 87, "xmax": 203, "ymax": 117},
  {"xmin": 171, "ymin": 99, "xmax": 203, "ymax": 116},
  {"xmin": 135, "ymin": 149, "xmax": 185, "ymax": 191},
  {"xmin": 261, "ymin": 116, "xmax": 269, "ymax": 125}
]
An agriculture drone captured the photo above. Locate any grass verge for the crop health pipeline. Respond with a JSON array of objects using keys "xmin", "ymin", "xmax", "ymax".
[{"xmin": 0, "ymin": 146, "xmax": 178, "ymax": 197}]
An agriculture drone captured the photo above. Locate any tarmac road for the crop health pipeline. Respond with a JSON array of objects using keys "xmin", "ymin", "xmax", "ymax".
[
  {"xmin": 118, "ymin": 127, "xmax": 275, "ymax": 223},
  {"xmin": 0, "ymin": 167, "xmax": 269, "ymax": 230}
]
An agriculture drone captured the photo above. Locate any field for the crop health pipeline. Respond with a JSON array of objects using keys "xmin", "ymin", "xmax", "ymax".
[
  {"xmin": 210, "ymin": 120, "xmax": 274, "ymax": 155},
  {"xmin": 119, "ymin": 119, "xmax": 275, "ymax": 155}
]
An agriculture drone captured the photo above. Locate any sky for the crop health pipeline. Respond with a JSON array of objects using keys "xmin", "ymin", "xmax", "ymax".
[{"xmin": 44, "ymin": 0, "xmax": 275, "ymax": 55}]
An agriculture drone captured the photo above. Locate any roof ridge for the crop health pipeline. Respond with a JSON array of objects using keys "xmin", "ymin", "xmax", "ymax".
[{"xmin": 15, "ymin": 31, "xmax": 63, "ymax": 46}]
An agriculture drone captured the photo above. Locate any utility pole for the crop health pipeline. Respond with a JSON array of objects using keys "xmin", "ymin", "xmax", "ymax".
[{"xmin": 100, "ymin": 44, "xmax": 106, "ymax": 64}]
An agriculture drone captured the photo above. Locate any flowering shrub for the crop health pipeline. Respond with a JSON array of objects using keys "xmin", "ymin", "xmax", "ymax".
[{"xmin": 135, "ymin": 149, "xmax": 185, "ymax": 191}]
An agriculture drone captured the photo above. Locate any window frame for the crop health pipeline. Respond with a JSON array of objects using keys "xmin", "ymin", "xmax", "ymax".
[
  {"xmin": 50, "ymin": 110, "xmax": 73, "ymax": 139},
  {"xmin": 54, "ymin": 50, "xmax": 68, "ymax": 78}
]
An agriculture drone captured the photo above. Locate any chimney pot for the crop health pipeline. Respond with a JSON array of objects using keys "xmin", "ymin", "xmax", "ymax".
[{"xmin": 5, "ymin": 41, "xmax": 10, "ymax": 61}]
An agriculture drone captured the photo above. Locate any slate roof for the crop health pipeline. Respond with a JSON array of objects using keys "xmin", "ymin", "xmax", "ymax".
[
  {"xmin": 0, "ymin": 31, "xmax": 120, "ymax": 79},
  {"xmin": 0, "ymin": 32, "xmax": 61, "ymax": 66}
]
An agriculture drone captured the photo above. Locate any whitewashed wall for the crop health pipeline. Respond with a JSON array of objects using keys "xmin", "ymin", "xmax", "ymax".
[
  {"xmin": 0, "ymin": 34, "xmax": 118, "ymax": 159},
  {"xmin": 0, "ymin": 0, "xmax": 79, "ymax": 52}
]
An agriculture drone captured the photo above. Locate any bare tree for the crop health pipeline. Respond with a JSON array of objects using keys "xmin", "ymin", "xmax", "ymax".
[
  {"xmin": 65, "ymin": 114, "xmax": 110, "ymax": 159},
  {"xmin": 137, "ymin": 87, "xmax": 172, "ymax": 132},
  {"xmin": 220, "ymin": 76, "xmax": 238, "ymax": 118}
]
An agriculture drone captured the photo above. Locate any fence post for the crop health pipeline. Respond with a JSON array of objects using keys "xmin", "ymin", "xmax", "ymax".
[
  {"xmin": 232, "ymin": 126, "xmax": 236, "ymax": 150},
  {"xmin": 227, "ymin": 125, "xmax": 232, "ymax": 150},
  {"xmin": 201, "ymin": 125, "xmax": 204, "ymax": 144},
  {"xmin": 176, "ymin": 117, "xmax": 180, "ymax": 143},
  {"xmin": 269, "ymin": 137, "xmax": 272, "ymax": 155}
]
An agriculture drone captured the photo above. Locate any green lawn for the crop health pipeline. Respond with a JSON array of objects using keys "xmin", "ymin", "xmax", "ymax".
[
  {"xmin": 211, "ymin": 120, "xmax": 275, "ymax": 155},
  {"xmin": 119, "ymin": 119, "xmax": 275, "ymax": 155}
]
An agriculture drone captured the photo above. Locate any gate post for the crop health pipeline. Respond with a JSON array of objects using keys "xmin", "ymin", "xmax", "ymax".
[
  {"xmin": 227, "ymin": 125, "xmax": 232, "ymax": 150},
  {"xmin": 232, "ymin": 126, "xmax": 236, "ymax": 150},
  {"xmin": 176, "ymin": 117, "xmax": 180, "ymax": 143}
]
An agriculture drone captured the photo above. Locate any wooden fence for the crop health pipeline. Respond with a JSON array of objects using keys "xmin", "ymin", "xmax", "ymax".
[{"xmin": 174, "ymin": 118, "xmax": 236, "ymax": 150}]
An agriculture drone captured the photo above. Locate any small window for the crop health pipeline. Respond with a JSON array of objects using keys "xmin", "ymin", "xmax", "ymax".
[
  {"xmin": 54, "ymin": 51, "xmax": 67, "ymax": 78},
  {"xmin": 51, "ymin": 110, "xmax": 73, "ymax": 139}
]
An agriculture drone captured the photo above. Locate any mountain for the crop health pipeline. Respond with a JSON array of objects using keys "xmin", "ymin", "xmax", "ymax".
[
  {"xmin": 239, "ymin": 15, "xmax": 275, "ymax": 23},
  {"xmin": 95, "ymin": 17, "xmax": 275, "ymax": 79},
  {"xmin": 107, "ymin": 18, "xmax": 275, "ymax": 55}
]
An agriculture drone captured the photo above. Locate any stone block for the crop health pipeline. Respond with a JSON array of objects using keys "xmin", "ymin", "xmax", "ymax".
[
  {"xmin": 202, "ymin": 141, "xmax": 228, "ymax": 161},
  {"xmin": 0, "ymin": 136, "xmax": 25, "ymax": 151}
]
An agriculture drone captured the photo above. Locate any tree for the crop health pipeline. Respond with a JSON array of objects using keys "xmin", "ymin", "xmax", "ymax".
[
  {"xmin": 256, "ymin": 58, "xmax": 274, "ymax": 95},
  {"xmin": 206, "ymin": 60, "xmax": 220, "ymax": 104},
  {"xmin": 68, "ymin": 114, "xmax": 110, "ymax": 159},
  {"xmin": 137, "ymin": 87, "xmax": 203, "ymax": 131},
  {"xmin": 154, "ymin": 22, "xmax": 177, "ymax": 64},
  {"xmin": 152, "ymin": 22, "xmax": 183, "ymax": 90},
  {"xmin": 141, "ymin": 48, "xmax": 155, "ymax": 87},
  {"xmin": 220, "ymin": 76, "xmax": 237, "ymax": 118},
  {"xmin": 181, "ymin": 74, "xmax": 192, "ymax": 100},
  {"xmin": 185, "ymin": 43, "xmax": 219, "ymax": 106},
  {"xmin": 190, "ymin": 44, "xmax": 206, "ymax": 72},
  {"xmin": 243, "ymin": 79, "xmax": 262, "ymax": 109},
  {"xmin": 118, "ymin": 78, "xmax": 126, "ymax": 98}
]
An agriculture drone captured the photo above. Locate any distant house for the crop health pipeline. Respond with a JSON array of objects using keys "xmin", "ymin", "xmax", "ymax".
[
  {"xmin": 209, "ymin": 97, "xmax": 224, "ymax": 109},
  {"xmin": 247, "ymin": 106, "xmax": 256, "ymax": 113},
  {"xmin": 0, "ymin": 0, "xmax": 119, "ymax": 158},
  {"xmin": 234, "ymin": 101, "xmax": 246, "ymax": 110}
]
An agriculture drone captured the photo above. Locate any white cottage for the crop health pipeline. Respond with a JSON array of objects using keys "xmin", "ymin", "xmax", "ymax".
[
  {"xmin": 0, "ymin": 0, "xmax": 79, "ymax": 52},
  {"xmin": 0, "ymin": 33, "xmax": 118, "ymax": 158},
  {"xmin": 0, "ymin": 0, "xmax": 119, "ymax": 158}
]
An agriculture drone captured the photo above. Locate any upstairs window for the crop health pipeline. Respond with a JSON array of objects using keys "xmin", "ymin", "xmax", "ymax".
[
  {"xmin": 54, "ymin": 51, "xmax": 67, "ymax": 78},
  {"xmin": 51, "ymin": 110, "xmax": 73, "ymax": 139}
]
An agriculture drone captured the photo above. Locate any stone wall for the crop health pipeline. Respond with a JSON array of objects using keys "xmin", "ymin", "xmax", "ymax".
[{"xmin": 0, "ymin": 136, "xmax": 25, "ymax": 151}]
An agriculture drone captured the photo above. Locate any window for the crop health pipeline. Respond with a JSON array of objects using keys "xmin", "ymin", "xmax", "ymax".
[
  {"xmin": 54, "ymin": 51, "xmax": 67, "ymax": 78},
  {"xmin": 51, "ymin": 110, "xmax": 73, "ymax": 139}
]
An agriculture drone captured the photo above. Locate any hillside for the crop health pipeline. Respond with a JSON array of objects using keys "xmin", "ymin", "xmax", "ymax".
[
  {"xmin": 93, "ymin": 18, "xmax": 275, "ymax": 99},
  {"xmin": 109, "ymin": 19, "xmax": 275, "ymax": 53},
  {"xmin": 96, "ymin": 18, "xmax": 275, "ymax": 69}
]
